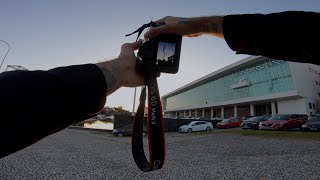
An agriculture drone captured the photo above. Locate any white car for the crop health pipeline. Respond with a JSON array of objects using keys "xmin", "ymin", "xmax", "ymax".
[{"xmin": 179, "ymin": 121, "xmax": 213, "ymax": 133}]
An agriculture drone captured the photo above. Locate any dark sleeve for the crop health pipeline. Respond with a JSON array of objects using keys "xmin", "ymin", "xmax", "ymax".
[
  {"xmin": 0, "ymin": 64, "xmax": 107, "ymax": 158},
  {"xmin": 223, "ymin": 11, "xmax": 320, "ymax": 64}
]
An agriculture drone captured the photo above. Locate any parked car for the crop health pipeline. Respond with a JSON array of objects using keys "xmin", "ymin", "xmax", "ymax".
[
  {"xmin": 241, "ymin": 115, "xmax": 253, "ymax": 121},
  {"xmin": 112, "ymin": 124, "xmax": 147, "ymax": 137},
  {"xmin": 216, "ymin": 117, "xmax": 242, "ymax": 129},
  {"xmin": 259, "ymin": 114, "xmax": 308, "ymax": 130},
  {"xmin": 179, "ymin": 121, "xmax": 213, "ymax": 133},
  {"xmin": 241, "ymin": 115, "xmax": 271, "ymax": 130},
  {"xmin": 301, "ymin": 115, "xmax": 320, "ymax": 131}
]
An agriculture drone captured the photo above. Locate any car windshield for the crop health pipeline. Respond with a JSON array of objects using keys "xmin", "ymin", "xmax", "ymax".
[
  {"xmin": 308, "ymin": 116, "xmax": 320, "ymax": 122},
  {"xmin": 221, "ymin": 119, "xmax": 231, "ymax": 123},
  {"xmin": 246, "ymin": 116, "xmax": 268, "ymax": 122},
  {"xmin": 268, "ymin": 115, "xmax": 291, "ymax": 120}
]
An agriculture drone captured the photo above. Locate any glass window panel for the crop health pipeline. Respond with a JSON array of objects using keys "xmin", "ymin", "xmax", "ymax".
[{"xmin": 164, "ymin": 59, "xmax": 296, "ymax": 110}]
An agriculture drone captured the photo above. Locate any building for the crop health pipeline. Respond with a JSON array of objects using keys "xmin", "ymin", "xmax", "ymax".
[{"xmin": 162, "ymin": 56, "xmax": 320, "ymax": 119}]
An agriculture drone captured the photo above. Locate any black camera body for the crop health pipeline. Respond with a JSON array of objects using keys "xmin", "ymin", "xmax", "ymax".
[{"xmin": 138, "ymin": 34, "xmax": 182, "ymax": 74}]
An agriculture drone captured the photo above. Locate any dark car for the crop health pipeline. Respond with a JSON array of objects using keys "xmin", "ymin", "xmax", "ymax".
[
  {"xmin": 241, "ymin": 115, "xmax": 254, "ymax": 121},
  {"xmin": 241, "ymin": 115, "xmax": 271, "ymax": 130},
  {"xmin": 259, "ymin": 114, "xmax": 308, "ymax": 130},
  {"xmin": 301, "ymin": 115, "xmax": 320, "ymax": 131},
  {"xmin": 112, "ymin": 124, "xmax": 147, "ymax": 137}
]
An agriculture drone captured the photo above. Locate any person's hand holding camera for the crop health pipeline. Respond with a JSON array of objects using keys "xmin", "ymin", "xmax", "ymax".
[
  {"xmin": 96, "ymin": 40, "xmax": 144, "ymax": 96},
  {"xmin": 144, "ymin": 16, "xmax": 225, "ymax": 39}
]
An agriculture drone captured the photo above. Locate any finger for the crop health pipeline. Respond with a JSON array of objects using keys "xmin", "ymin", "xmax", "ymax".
[
  {"xmin": 153, "ymin": 16, "xmax": 169, "ymax": 24},
  {"xmin": 145, "ymin": 23, "xmax": 182, "ymax": 38},
  {"xmin": 132, "ymin": 39, "xmax": 143, "ymax": 49},
  {"xmin": 186, "ymin": 33, "xmax": 202, "ymax": 38},
  {"xmin": 144, "ymin": 18, "xmax": 170, "ymax": 38},
  {"xmin": 122, "ymin": 39, "xmax": 143, "ymax": 51}
]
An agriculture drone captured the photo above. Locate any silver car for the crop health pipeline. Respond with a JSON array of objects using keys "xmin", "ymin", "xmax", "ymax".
[{"xmin": 179, "ymin": 121, "xmax": 213, "ymax": 133}]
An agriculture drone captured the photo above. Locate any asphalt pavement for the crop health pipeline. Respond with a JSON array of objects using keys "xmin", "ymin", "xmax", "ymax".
[{"xmin": 1, "ymin": 128, "xmax": 320, "ymax": 180}]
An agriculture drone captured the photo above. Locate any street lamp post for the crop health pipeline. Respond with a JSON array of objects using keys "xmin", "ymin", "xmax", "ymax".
[
  {"xmin": 132, "ymin": 87, "xmax": 137, "ymax": 116},
  {"xmin": 0, "ymin": 40, "xmax": 11, "ymax": 71}
]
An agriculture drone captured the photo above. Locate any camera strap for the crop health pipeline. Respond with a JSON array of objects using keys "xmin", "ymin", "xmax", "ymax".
[
  {"xmin": 127, "ymin": 21, "xmax": 166, "ymax": 172},
  {"xmin": 126, "ymin": 21, "xmax": 165, "ymax": 41},
  {"xmin": 132, "ymin": 62, "xmax": 165, "ymax": 172}
]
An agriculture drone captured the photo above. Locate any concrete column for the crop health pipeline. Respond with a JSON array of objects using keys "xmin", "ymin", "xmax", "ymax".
[
  {"xmin": 221, "ymin": 107, "xmax": 224, "ymax": 119},
  {"xmin": 234, "ymin": 105, "xmax": 237, "ymax": 117},
  {"xmin": 189, "ymin": 110, "xmax": 191, "ymax": 117},
  {"xmin": 202, "ymin": 109, "xmax": 205, "ymax": 118},
  {"xmin": 175, "ymin": 112, "xmax": 178, "ymax": 118},
  {"xmin": 271, "ymin": 101, "xmax": 276, "ymax": 115},
  {"xmin": 195, "ymin": 110, "xmax": 198, "ymax": 118},
  {"xmin": 184, "ymin": 111, "xmax": 186, "ymax": 118},
  {"xmin": 250, "ymin": 104, "xmax": 255, "ymax": 116},
  {"xmin": 211, "ymin": 108, "xmax": 213, "ymax": 119}
]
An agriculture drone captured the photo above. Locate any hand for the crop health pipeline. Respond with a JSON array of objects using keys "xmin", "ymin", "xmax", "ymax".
[
  {"xmin": 144, "ymin": 16, "xmax": 224, "ymax": 39},
  {"xmin": 96, "ymin": 40, "xmax": 144, "ymax": 96}
]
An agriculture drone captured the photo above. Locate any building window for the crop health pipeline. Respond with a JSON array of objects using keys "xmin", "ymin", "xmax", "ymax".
[
  {"xmin": 313, "ymin": 103, "xmax": 316, "ymax": 109},
  {"xmin": 309, "ymin": 103, "xmax": 312, "ymax": 109},
  {"xmin": 317, "ymin": 81, "xmax": 319, "ymax": 85},
  {"xmin": 164, "ymin": 59, "xmax": 295, "ymax": 110}
]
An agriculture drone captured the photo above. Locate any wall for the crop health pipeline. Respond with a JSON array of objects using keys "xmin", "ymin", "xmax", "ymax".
[
  {"xmin": 289, "ymin": 62, "xmax": 320, "ymax": 99},
  {"xmin": 277, "ymin": 98, "xmax": 307, "ymax": 114}
]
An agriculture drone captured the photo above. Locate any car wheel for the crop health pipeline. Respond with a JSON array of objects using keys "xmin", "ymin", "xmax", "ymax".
[
  {"xmin": 187, "ymin": 128, "xmax": 193, "ymax": 133},
  {"xmin": 301, "ymin": 128, "xmax": 308, "ymax": 132},
  {"xmin": 206, "ymin": 127, "xmax": 211, "ymax": 131},
  {"xmin": 226, "ymin": 126, "xmax": 229, "ymax": 129},
  {"xmin": 118, "ymin": 133, "xmax": 124, "ymax": 137},
  {"xmin": 142, "ymin": 131, "xmax": 147, "ymax": 137}
]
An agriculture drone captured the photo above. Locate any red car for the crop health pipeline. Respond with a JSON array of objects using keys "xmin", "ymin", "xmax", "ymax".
[
  {"xmin": 216, "ymin": 117, "xmax": 242, "ymax": 129},
  {"xmin": 259, "ymin": 114, "xmax": 308, "ymax": 130}
]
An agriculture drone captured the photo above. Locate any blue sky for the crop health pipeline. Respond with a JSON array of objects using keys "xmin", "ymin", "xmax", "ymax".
[
  {"xmin": 1, "ymin": 0, "xmax": 320, "ymax": 111},
  {"xmin": 157, "ymin": 42, "xmax": 175, "ymax": 61}
]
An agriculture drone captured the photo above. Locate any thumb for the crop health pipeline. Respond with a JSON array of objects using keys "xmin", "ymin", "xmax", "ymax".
[
  {"xmin": 144, "ymin": 28, "xmax": 159, "ymax": 38},
  {"xmin": 122, "ymin": 39, "xmax": 143, "ymax": 51},
  {"xmin": 145, "ymin": 24, "xmax": 179, "ymax": 38},
  {"xmin": 131, "ymin": 39, "xmax": 143, "ymax": 50}
]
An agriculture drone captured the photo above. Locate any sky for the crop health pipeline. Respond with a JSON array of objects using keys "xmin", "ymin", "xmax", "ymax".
[
  {"xmin": 157, "ymin": 42, "xmax": 175, "ymax": 61},
  {"xmin": 1, "ymin": 0, "xmax": 320, "ymax": 112}
]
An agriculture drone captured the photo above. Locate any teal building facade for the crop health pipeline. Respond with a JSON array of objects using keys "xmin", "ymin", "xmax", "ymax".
[{"xmin": 162, "ymin": 56, "xmax": 320, "ymax": 119}]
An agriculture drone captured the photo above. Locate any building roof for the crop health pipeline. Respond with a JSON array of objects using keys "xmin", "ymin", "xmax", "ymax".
[{"xmin": 162, "ymin": 56, "xmax": 265, "ymax": 98}]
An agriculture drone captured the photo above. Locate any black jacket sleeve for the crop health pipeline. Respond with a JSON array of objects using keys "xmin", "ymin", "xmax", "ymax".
[
  {"xmin": 0, "ymin": 64, "xmax": 107, "ymax": 158},
  {"xmin": 223, "ymin": 11, "xmax": 320, "ymax": 64}
]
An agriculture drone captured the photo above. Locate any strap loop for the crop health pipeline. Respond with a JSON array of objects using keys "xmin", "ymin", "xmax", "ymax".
[{"xmin": 132, "ymin": 63, "xmax": 165, "ymax": 172}]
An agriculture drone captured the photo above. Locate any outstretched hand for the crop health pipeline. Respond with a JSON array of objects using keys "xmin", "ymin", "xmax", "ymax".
[
  {"xmin": 96, "ymin": 40, "xmax": 145, "ymax": 96},
  {"xmin": 144, "ymin": 16, "xmax": 224, "ymax": 39}
]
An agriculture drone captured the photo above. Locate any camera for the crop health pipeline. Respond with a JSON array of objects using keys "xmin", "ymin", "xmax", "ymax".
[{"xmin": 138, "ymin": 34, "xmax": 182, "ymax": 74}]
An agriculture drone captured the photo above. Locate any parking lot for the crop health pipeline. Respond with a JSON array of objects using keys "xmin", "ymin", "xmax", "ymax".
[{"xmin": 1, "ymin": 128, "xmax": 320, "ymax": 180}]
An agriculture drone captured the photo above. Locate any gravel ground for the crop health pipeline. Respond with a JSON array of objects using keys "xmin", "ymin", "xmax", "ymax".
[{"xmin": 1, "ymin": 128, "xmax": 320, "ymax": 180}]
